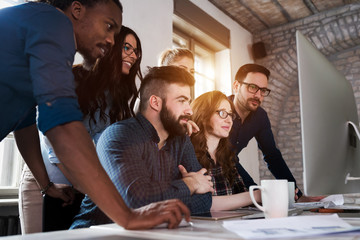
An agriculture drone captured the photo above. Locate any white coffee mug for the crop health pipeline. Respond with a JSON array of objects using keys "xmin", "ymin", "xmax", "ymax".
[
  {"xmin": 250, "ymin": 179, "xmax": 289, "ymax": 219},
  {"xmin": 288, "ymin": 181, "xmax": 295, "ymax": 208}
]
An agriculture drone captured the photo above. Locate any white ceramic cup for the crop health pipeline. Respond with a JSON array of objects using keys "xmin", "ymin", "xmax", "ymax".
[
  {"xmin": 249, "ymin": 179, "xmax": 289, "ymax": 219},
  {"xmin": 288, "ymin": 181, "xmax": 295, "ymax": 208}
]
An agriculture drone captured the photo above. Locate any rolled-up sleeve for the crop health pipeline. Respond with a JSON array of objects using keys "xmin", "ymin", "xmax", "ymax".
[{"xmin": 24, "ymin": 9, "xmax": 82, "ymax": 134}]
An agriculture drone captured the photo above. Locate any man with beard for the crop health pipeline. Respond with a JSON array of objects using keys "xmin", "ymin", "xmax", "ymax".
[
  {"xmin": 71, "ymin": 66, "xmax": 213, "ymax": 229},
  {"xmin": 229, "ymin": 64, "xmax": 304, "ymax": 199}
]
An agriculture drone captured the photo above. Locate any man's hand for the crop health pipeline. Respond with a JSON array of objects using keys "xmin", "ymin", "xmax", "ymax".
[
  {"xmin": 297, "ymin": 195, "xmax": 326, "ymax": 202},
  {"xmin": 45, "ymin": 183, "xmax": 75, "ymax": 207},
  {"xmin": 125, "ymin": 199, "xmax": 190, "ymax": 229},
  {"xmin": 186, "ymin": 120, "xmax": 200, "ymax": 136},
  {"xmin": 178, "ymin": 165, "xmax": 214, "ymax": 195},
  {"xmin": 294, "ymin": 188, "xmax": 326, "ymax": 202}
]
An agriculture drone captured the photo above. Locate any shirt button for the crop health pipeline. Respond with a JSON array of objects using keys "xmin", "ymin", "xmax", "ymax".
[{"xmin": 67, "ymin": 60, "xmax": 72, "ymax": 67}]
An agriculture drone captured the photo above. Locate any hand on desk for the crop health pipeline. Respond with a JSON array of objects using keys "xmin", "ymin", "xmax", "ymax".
[
  {"xmin": 295, "ymin": 188, "xmax": 326, "ymax": 202},
  {"xmin": 127, "ymin": 199, "xmax": 191, "ymax": 229}
]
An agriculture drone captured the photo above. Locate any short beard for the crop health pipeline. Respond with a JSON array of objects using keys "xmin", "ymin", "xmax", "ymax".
[
  {"xmin": 160, "ymin": 102, "xmax": 189, "ymax": 136},
  {"xmin": 245, "ymin": 97, "xmax": 261, "ymax": 112}
]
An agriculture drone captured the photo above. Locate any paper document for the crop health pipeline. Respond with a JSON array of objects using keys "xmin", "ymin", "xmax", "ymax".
[
  {"xmin": 292, "ymin": 201, "xmax": 325, "ymax": 210},
  {"xmin": 222, "ymin": 214, "xmax": 360, "ymax": 239},
  {"xmin": 321, "ymin": 194, "xmax": 344, "ymax": 205},
  {"xmin": 292, "ymin": 194, "xmax": 346, "ymax": 209}
]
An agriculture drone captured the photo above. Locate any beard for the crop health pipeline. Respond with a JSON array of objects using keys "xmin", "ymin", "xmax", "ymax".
[
  {"xmin": 160, "ymin": 104, "xmax": 190, "ymax": 136},
  {"xmin": 244, "ymin": 97, "xmax": 261, "ymax": 112}
]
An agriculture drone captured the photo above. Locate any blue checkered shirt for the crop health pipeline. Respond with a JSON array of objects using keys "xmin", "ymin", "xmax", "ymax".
[{"xmin": 70, "ymin": 113, "xmax": 212, "ymax": 229}]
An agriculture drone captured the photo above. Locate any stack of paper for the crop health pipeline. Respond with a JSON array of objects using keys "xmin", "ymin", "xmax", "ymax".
[{"xmin": 222, "ymin": 214, "xmax": 360, "ymax": 239}]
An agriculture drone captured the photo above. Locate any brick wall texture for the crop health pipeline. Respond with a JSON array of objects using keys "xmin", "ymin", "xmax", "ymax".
[{"xmin": 251, "ymin": 4, "xmax": 360, "ymax": 192}]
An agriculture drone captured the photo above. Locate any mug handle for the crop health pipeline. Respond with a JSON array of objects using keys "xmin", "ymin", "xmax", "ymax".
[{"xmin": 249, "ymin": 185, "xmax": 264, "ymax": 212}]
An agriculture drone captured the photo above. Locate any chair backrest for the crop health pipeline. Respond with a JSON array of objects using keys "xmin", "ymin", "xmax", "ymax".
[{"xmin": 42, "ymin": 192, "xmax": 84, "ymax": 232}]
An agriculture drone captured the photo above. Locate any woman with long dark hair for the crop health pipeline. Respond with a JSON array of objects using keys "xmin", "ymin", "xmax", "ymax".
[{"xmin": 190, "ymin": 91, "xmax": 261, "ymax": 210}]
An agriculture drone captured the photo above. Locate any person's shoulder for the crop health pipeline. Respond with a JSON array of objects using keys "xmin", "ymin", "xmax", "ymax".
[
  {"xmin": 11, "ymin": 3, "xmax": 65, "ymax": 19},
  {"xmin": 253, "ymin": 106, "xmax": 269, "ymax": 118},
  {"xmin": 105, "ymin": 117, "xmax": 139, "ymax": 135},
  {"xmin": 18, "ymin": 3, "xmax": 72, "ymax": 29},
  {"xmin": 170, "ymin": 135, "xmax": 194, "ymax": 150},
  {"xmin": 97, "ymin": 117, "xmax": 140, "ymax": 145}
]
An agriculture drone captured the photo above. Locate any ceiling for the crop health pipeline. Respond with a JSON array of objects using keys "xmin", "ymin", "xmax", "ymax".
[{"xmin": 208, "ymin": 0, "xmax": 360, "ymax": 34}]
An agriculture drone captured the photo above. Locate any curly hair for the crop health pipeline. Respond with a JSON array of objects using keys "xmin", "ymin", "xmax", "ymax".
[
  {"xmin": 74, "ymin": 26, "xmax": 142, "ymax": 126},
  {"xmin": 191, "ymin": 91, "xmax": 237, "ymax": 185}
]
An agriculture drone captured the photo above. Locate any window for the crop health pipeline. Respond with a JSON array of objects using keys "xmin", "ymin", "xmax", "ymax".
[
  {"xmin": 173, "ymin": 30, "xmax": 216, "ymax": 98},
  {"xmin": 173, "ymin": 0, "xmax": 231, "ymax": 98},
  {"xmin": 0, "ymin": 0, "xmax": 24, "ymax": 8},
  {"xmin": 0, "ymin": 134, "xmax": 24, "ymax": 188}
]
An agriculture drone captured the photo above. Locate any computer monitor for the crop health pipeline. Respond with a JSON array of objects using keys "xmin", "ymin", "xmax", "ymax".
[{"xmin": 297, "ymin": 31, "xmax": 360, "ymax": 196}]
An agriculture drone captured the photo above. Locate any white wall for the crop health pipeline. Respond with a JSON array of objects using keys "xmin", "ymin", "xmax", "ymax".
[
  {"xmin": 120, "ymin": 0, "xmax": 260, "ymax": 183},
  {"xmin": 121, "ymin": 0, "xmax": 173, "ymax": 72}
]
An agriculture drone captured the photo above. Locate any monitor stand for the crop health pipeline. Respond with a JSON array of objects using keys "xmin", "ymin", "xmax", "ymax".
[{"xmin": 345, "ymin": 121, "xmax": 360, "ymax": 184}]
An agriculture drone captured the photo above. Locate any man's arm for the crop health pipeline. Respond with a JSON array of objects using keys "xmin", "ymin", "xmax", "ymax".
[
  {"xmin": 178, "ymin": 137, "xmax": 213, "ymax": 213},
  {"xmin": 14, "ymin": 124, "xmax": 73, "ymax": 202},
  {"xmin": 96, "ymin": 123, "xmax": 210, "ymax": 210},
  {"xmin": 46, "ymin": 121, "xmax": 190, "ymax": 229},
  {"xmin": 235, "ymin": 160, "xmax": 257, "ymax": 189},
  {"xmin": 256, "ymin": 110, "xmax": 302, "ymax": 197}
]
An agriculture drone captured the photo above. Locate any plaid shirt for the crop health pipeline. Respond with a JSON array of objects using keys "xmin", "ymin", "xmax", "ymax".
[
  {"xmin": 71, "ymin": 113, "xmax": 212, "ymax": 229},
  {"xmin": 207, "ymin": 154, "xmax": 247, "ymax": 196}
]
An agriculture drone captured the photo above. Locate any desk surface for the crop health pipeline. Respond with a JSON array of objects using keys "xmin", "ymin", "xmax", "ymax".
[{"xmin": 3, "ymin": 213, "xmax": 360, "ymax": 240}]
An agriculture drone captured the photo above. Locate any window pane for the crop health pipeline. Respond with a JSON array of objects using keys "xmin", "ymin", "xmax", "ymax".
[
  {"xmin": 0, "ymin": 0, "xmax": 24, "ymax": 9},
  {"xmin": 0, "ymin": 135, "xmax": 24, "ymax": 187},
  {"xmin": 194, "ymin": 44, "xmax": 215, "ymax": 98},
  {"xmin": 173, "ymin": 32, "xmax": 189, "ymax": 49}
]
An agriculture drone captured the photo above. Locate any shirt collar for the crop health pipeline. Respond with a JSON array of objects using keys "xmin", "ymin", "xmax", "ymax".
[
  {"xmin": 228, "ymin": 94, "xmax": 257, "ymax": 123},
  {"xmin": 135, "ymin": 113, "xmax": 160, "ymax": 144}
]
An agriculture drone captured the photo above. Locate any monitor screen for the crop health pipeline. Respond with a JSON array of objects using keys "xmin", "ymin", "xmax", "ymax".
[{"xmin": 297, "ymin": 31, "xmax": 360, "ymax": 196}]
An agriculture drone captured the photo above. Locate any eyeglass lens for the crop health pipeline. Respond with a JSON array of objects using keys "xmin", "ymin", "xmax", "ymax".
[
  {"xmin": 123, "ymin": 43, "xmax": 140, "ymax": 58},
  {"xmin": 217, "ymin": 110, "xmax": 235, "ymax": 120},
  {"xmin": 244, "ymin": 82, "xmax": 270, "ymax": 96}
]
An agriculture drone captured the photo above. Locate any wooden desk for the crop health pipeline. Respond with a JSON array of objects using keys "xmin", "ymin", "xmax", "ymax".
[{"xmin": 3, "ymin": 213, "xmax": 360, "ymax": 240}]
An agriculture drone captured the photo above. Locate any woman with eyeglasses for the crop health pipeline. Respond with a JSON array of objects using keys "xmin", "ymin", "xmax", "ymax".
[
  {"xmin": 19, "ymin": 26, "xmax": 143, "ymax": 233},
  {"xmin": 190, "ymin": 91, "xmax": 261, "ymax": 210}
]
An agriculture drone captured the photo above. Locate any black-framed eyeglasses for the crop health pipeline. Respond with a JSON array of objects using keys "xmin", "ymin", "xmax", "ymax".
[
  {"xmin": 242, "ymin": 82, "xmax": 271, "ymax": 97},
  {"xmin": 216, "ymin": 110, "xmax": 236, "ymax": 121},
  {"xmin": 123, "ymin": 43, "xmax": 141, "ymax": 58}
]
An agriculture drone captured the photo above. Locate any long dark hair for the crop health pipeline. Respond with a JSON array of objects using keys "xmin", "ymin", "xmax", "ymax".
[
  {"xmin": 74, "ymin": 26, "xmax": 142, "ymax": 126},
  {"xmin": 191, "ymin": 91, "xmax": 237, "ymax": 185}
]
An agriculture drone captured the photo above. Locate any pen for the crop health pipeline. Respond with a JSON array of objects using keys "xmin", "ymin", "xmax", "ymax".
[{"xmin": 310, "ymin": 208, "xmax": 344, "ymax": 213}]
